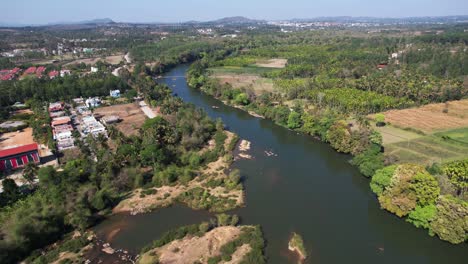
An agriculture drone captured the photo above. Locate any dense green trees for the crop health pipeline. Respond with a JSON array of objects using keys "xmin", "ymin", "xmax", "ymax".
[
  {"xmin": 442, "ymin": 159, "xmax": 468, "ymax": 193},
  {"xmin": 430, "ymin": 195, "xmax": 468, "ymax": 244},
  {"xmin": 370, "ymin": 165, "xmax": 397, "ymax": 195},
  {"xmin": 0, "ymin": 73, "xmax": 131, "ymax": 107},
  {"xmin": 368, "ymin": 163, "xmax": 466, "ymax": 244}
]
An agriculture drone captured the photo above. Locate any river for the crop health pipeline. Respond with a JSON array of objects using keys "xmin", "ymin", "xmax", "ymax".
[{"xmin": 95, "ymin": 65, "xmax": 468, "ymax": 264}]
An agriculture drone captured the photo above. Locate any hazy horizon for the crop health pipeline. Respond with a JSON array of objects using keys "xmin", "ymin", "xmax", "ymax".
[{"xmin": 3, "ymin": 0, "xmax": 468, "ymax": 25}]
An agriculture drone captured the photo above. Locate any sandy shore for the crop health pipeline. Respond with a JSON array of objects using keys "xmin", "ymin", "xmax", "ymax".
[{"xmin": 138, "ymin": 226, "xmax": 251, "ymax": 264}]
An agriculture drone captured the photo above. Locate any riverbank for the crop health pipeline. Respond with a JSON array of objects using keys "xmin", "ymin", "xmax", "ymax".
[
  {"xmin": 113, "ymin": 131, "xmax": 245, "ymax": 215},
  {"xmin": 186, "ymin": 66, "xmax": 468, "ymax": 245},
  {"xmin": 137, "ymin": 214, "xmax": 265, "ymax": 264}
]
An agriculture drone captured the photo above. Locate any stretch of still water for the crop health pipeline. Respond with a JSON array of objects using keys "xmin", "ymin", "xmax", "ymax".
[{"xmin": 95, "ymin": 65, "xmax": 467, "ymax": 264}]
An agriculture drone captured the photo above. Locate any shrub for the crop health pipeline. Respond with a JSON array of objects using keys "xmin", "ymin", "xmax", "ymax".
[
  {"xmin": 430, "ymin": 195, "xmax": 468, "ymax": 244},
  {"xmin": 370, "ymin": 165, "xmax": 397, "ymax": 195},
  {"xmin": 407, "ymin": 204, "xmax": 437, "ymax": 230}
]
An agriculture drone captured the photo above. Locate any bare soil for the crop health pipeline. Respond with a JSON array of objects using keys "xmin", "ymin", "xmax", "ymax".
[
  {"xmin": 221, "ymin": 244, "xmax": 252, "ymax": 264},
  {"xmin": 377, "ymin": 99, "xmax": 468, "ymax": 133},
  {"xmin": 93, "ymin": 103, "xmax": 146, "ymax": 136},
  {"xmin": 0, "ymin": 127, "xmax": 35, "ymax": 149},
  {"xmin": 138, "ymin": 226, "xmax": 245, "ymax": 264},
  {"xmin": 64, "ymin": 54, "xmax": 125, "ymax": 66},
  {"xmin": 255, "ymin": 58, "xmax": 288, "ymax": 68}
]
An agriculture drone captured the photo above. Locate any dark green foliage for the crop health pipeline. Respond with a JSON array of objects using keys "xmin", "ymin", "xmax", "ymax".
[
  {"xmin": 287, "ymin": 111, "xmax": 302, "ymax": 129},
  {"xmin": 351, "ymin": 144, "xmax": 384, "ymax": 177},
  {"xmin": 0, "ymin": 74, "xmax": 131, "ymax": 107}
]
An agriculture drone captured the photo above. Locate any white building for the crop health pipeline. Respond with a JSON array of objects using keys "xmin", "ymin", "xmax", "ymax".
[
  {"xmin": 60, "ymin": 70, "xmax": 71, "ymax": 77},
  {"xmin": 81, "ymin": 116, "xmax": 107, "ymax": 137},
  {"xmin": 110, "ymin": 90, "xmax": 121, "ymax": 98},
  {"xmin": 91, "ymin": 67, "xmax": 98, "ymax": 73},
  {"xmin": 85, "ymin": 97, "xmax": 101, "ymax": 108}
]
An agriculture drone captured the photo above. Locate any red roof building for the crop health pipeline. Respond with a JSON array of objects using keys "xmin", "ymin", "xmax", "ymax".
[
  {"xmin": 48, "ymin": 70, "xmax": 59, "ymax": 79},
  {"xmin": 24, "ymin": 66, "xmax": 37, "ymax": 75},
  {"xmin": 0, "ymin": 143, "xmax": 40, "ymax": 171},
  {"xmin": 10, "ymin": 67, "xmax": 21, "ymax": 75},
  {"xmin": 36, "ymin": 66, "xmax": 46, "ymax": 77},
  {"xmin": 377, "ymin": 63, "xmax": 388, "ymax": 69},
  {"xmin": 51, "ymin": 116, "xmax": 71, "ymax": 127}
]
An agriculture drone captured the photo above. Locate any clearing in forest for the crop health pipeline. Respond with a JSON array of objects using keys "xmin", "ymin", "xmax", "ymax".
[
  {"xmin": 93, "ymin": 103, "xmax": 146, "ymax": 136},
  {"xmin": 64, "ymin": 54, "xmax": 125, "ymax": 66},
  {"xmin": 254, "ymin": 58, "xmax": 288, "ymax": 68},
  {"xmin": 211, "ymin": 73, "xmax": 275, "ymax": 96},
  {"xmin": 379, "ymin": 99, "xmax": 468, "ymax": 133}
]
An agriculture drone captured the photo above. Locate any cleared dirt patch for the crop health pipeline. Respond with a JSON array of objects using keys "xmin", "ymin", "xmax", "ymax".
[
  {"xmin": 94, "ymin": 103, "xmax": 146, "ymax": 136},
  {"xmin": 139, "ymin": 226, "xmax": 243, "ymax": 264},
  {"xmin": 255, "ymin": 58, "xmax": 287, "ymax": 68},
  {"xmin": 0, "ymin": 127, "xmax": 35, "ymax": 149},
  {"xmin": 378, "ymin": 99, "xmax": 468, "ymax": 133},
  {"xmin": 64, "ymin": 54, "xmax": 125, "ymax": 66},
  {"xmin": 212, "ymin": 73, "xmax": 275, "ymax": 96}
]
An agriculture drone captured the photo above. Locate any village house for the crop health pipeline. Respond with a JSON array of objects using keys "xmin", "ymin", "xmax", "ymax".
[{"xmin": 81, "ymin": 116, "xmax": 107, "ymax": 137}]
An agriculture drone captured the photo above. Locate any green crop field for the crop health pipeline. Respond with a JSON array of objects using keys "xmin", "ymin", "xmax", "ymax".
[
  {"xmin": 386, "ymin": 133, "xmax": 468, "ymax": 165},
  {"xmin": 434, "ymin": 127, "xmax": 468, "ymax": 145}
]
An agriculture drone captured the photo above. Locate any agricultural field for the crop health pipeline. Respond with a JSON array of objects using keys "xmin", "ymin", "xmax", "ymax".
[
  {"xmin": 385, "ymin": 134, "xmax": 468, "ymax": 165},
  {"xmin": 373, "ymin": 99, "xmax": 468, "ymax": 165},
  {"xmin": 93, "ymin": 103, "xmax": 146, "ymax": 136},
  {"xmin": 211, "ymin": 73, "xmax": 275, "ymax": 96},
  {"xmin": 381, "ymin": 99, "xmax": 468, "ymax": 133},
  {"xmin": 208, "ymin": 60, "xmax": 284, "ymax": 96}
]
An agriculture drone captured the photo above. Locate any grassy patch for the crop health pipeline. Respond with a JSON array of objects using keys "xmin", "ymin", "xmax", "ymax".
[
  {"xmin": 289, "ymin": 232, "xmax": 307, "ymax": 260},
  {"xmin": 434, "ymin": 127, "xmax": 468, "ymax": 145},
  {"xmin": 386, "ymin": 134, "xmax": 468, "ymax": 165}
]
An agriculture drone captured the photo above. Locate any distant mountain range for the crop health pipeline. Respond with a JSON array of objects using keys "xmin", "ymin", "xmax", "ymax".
[{"xmin": 1, "ymin": 15, "xmax": 467, "ymax": 28}]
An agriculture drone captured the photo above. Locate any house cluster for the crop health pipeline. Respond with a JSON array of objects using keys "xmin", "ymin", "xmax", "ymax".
[
  {"xmin": 73, "ymin": 98, "xmax": 108, "ymax": 138},
  {"xmin": 49, "ymin": 102, "xmax": 75, "ymax": 151},
  {"xmin": 0, "ymin": 67, "xmax": 21, "ymax": 81},
  {"xmin": 24, "ymin": 66, "xmax": 46, "ymax": 78},
  {"xmin": 1, "ymin": 48, "xmax": 47, "ymax": 58}
]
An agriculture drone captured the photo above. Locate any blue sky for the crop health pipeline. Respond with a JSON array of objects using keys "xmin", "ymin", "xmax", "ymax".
[{"xmin": 3, "ymin": 0, "xmax": 468, "ymax": 24}]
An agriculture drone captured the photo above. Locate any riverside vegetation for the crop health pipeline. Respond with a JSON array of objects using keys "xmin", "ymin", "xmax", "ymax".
[{"xmin": 180, "ymin": 31, "xmax": 467, "ymax": 244}]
